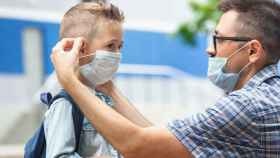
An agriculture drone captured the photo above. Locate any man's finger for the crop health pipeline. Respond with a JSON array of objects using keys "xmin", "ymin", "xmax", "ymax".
[
  {"xmin": 52, "ymin": 41, "xmax": 63, "ymax": 53},
  {"xmin": 71, "ymin": 37, "xmax": 84, "ymax": 56},
  {"xmin": 52, "ymin": 38, "xmax": 75, "ymax": 53},
  {"xmin": 61, "ymin": 38, "xmax": 75, "ymax": 51}
]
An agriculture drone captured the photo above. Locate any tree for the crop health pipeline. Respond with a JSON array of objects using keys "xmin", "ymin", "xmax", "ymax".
[{"xmin": 177, "ymin": 0, "xmax": 221, "ymax": 45}]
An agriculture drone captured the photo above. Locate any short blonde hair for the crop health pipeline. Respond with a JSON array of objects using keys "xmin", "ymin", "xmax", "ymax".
[{"xmin": 59, "ymin": 2, "xmax": 124, "ymax": 40}]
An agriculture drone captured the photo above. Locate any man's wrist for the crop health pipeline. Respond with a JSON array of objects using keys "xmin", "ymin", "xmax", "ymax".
[
  {"xmin": 61, "ymin": 73, "xmax": 80, "ymax": 91},
  {"xmin": 110, "ymin": 85, "xmax": 121, "ymax": 100},
  {"xmin": 103, "ymin": 81, "xmax": 118, "ymax": 97}
]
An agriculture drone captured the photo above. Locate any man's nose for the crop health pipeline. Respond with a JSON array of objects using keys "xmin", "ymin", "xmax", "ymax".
[{"xmin": 206, "ymin": 46, "xmax": 216, "ymax": 57}]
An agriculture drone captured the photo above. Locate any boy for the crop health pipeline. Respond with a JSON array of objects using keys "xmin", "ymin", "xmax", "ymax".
[{"xmin": 44, "ymin": 2, "xmax": 124, "ymax": 158}]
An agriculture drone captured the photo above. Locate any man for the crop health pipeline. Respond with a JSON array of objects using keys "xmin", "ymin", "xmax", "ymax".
[{"xmin": 51, "ymin": 0, "xmax": 280, "ymax": 157}]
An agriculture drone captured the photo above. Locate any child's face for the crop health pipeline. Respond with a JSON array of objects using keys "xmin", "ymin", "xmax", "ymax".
[{"xmin": 79, "ymin": 21, "xmax": 123, "ymax": 66}]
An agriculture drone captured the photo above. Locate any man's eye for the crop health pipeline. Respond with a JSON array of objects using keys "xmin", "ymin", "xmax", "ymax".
[{"xmin": 216, "ymin": 38, "xmax": 225, "ymax": 44}]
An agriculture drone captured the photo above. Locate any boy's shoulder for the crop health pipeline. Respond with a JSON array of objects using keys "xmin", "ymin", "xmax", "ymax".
[
  {"xmin": 44, "ymin": 97, "xmax": 73, "ymax": 118},
  {"xmin": 51, "ymin": 96, "xmax": 73, "ymax": 108},
  {"xmin": 44, "ymin": 90, "xmax": 113, "ymax": 118}
]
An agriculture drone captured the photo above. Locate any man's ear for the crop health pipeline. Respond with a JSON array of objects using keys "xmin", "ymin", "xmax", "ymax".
[{"xmin": 248, "ymin": 40, "xmax": 264, "ymax": 63}]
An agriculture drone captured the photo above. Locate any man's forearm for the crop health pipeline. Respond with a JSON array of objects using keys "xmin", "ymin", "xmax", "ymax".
[
  {"xmin": 110, "ymin": 87, "xmax": 153, "ymax": 127},
  {"xmin": 63, "ymin": 76, "xmax": 143, "ymax": 154},
  {"xmin": 50, "ymin": 38, "xmax": 191, "ymax": 158}
]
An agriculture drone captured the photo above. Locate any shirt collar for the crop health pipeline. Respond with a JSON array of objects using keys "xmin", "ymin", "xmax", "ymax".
[{"xmin": 243, "ymin": 64, "xmax": 280, "ymax": 89}]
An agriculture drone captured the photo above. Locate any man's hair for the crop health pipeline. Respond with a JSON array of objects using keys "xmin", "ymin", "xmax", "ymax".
[
  {"xmin": 218, "ymin": 0, "xmax": 280, "ymax": 62},
  {"xmin": 60, "ymin": 2, "xmax": 124, "ymax": 41}
]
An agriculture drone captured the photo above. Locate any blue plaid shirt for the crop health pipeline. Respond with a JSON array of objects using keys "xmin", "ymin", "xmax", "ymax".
[{"xmin": 168, "ymin": 64, "xmax": 280, "ymax": 158}]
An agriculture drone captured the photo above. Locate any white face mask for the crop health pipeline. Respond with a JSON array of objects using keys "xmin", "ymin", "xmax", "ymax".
[{"xmin": 80, "ymin": 50, "xmax": 121, "ymax": 86}]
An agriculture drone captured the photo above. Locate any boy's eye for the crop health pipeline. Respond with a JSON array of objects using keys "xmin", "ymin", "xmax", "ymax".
[
  {"xmin": 119, "ymin": 43, "xmax": 123, "ymax": 50},
  {"xmin": 105, "ymin": 42, "xmax": 123, "ymax": 52},
  {"xmin": 107, "ymin": 43, "xmax": 115, "ymax": 50}
]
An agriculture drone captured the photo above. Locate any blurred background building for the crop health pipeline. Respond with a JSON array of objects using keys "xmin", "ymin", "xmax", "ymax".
[{"xmin": 0, "ymin": 0, "xmax": 227, "ymax": 157}]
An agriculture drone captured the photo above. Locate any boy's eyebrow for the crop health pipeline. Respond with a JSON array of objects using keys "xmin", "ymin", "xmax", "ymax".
[{"xmin": 106, "ymin": 39, "xmax": 124, "ymax": 45}]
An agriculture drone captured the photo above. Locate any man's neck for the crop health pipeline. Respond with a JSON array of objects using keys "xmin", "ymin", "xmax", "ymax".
[{"xmin": 234, "ymin": 65, "xmax": 260, "ymax": 91}]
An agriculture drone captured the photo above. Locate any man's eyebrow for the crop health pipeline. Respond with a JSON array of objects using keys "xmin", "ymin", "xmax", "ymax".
[{"xmin": 214, "ymin": 30, "xmax": 226, "ymax": 36}]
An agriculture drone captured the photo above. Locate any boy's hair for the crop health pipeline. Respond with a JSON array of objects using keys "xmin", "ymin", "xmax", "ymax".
[
  {"xmin": 218, "ymin": 0, "xmax": 280, "ymax": 62},
  {"xmin": 60, "ymin": 2, "xmax": 124, "ymax": 41}
]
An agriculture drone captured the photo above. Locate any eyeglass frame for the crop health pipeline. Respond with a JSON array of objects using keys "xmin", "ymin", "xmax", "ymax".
[{"xmin": 213, "ymin": 35, "xmax": 252, "ymax": 53}]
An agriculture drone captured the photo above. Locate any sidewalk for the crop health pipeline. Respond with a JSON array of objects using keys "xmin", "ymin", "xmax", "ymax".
[
  {"xmin": 0, "ymin": 145, "xmax": 23, "ymax": 158},
  {"xmin": 0, "ymin": 104, "xmax": 45, "ymax": 144}
]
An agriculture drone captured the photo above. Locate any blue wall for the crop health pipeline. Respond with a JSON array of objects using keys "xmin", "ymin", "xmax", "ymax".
[
  {"xmin": 0, "ymin": 18, "xmax": 209, "ymax": 77},
  {"xmin": 0, "ymin": 18, "xmax": 59, "ymax": 75}
]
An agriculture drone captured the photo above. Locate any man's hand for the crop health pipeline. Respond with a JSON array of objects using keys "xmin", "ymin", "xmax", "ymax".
[{"xmin": 50, "ymin": 37, "xmax": 84, "ymax": 87}]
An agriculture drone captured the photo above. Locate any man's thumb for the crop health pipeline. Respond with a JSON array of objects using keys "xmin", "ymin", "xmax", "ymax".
[{"xmin": 71, "ymin": 37, "xmax": 84, "ymax": 57}]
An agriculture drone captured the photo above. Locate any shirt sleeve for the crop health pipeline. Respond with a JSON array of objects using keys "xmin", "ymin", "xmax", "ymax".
[
  {"xmin": 44, "ymin": 98, "xmax": 82, "ymax": 158},
  {"xmin": 167, "ymin": 93, "xmax": 258, "ymax": 158}
]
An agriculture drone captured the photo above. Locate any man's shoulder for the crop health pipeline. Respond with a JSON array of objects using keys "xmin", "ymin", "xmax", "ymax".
[
  {"xmin": 219, "ymin": 90, "xmax": 252, "ymax": 106},
  {"xmin": 243, "ymin": 76, "xmax": 280, "ymax": 100},
  {"xmin": 223, "ymin": 78, "xmax": 280, "ymax": 111}
]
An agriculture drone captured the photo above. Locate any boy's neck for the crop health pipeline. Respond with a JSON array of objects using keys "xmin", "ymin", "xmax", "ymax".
[{"xmin": 78, "ymin": 73, "xmax": 95, "ymax": 90}]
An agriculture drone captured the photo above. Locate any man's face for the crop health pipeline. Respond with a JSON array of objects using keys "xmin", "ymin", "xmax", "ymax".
[
  {"xmin": 79, "ymin": 20, "xmax": 124, "ymax": 66},
  {"xmin": 207, "ymin": 10, "xmax": 251, "ymax": 73}
]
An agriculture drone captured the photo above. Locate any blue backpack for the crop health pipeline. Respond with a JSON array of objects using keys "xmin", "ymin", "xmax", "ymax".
[{"xmin": 24, "ymin": 90, "xmax": 84, "ymax": 158}]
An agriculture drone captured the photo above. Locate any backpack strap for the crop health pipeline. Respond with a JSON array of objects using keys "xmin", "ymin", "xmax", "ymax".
[
  {"xmin": 40, "ymin": 92, "xmax": 53, "ymax": 108},
  {"xmin": 43, "ymin": 90, "xmax": 84, "ymax": 152}
]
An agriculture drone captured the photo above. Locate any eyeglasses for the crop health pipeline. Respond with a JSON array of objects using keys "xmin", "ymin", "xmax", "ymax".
[{"xmin": 212, "ymin": 34, "xmax": 252, "ymax": 53}]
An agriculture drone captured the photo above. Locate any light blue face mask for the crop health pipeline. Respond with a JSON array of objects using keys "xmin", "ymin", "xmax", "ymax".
[{"xmin": 207, "ymin": 43, "xmax": 251, "ymax": 93}]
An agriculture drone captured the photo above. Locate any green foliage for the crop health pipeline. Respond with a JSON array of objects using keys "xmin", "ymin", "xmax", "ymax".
[{"xmin": 177, "ymin": 0, "xmax": 221, "ymax": 45}]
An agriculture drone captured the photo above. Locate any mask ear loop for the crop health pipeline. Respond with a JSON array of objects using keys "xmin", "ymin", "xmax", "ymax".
[
  {"xmin": 224, "ymin": 42, "xmax": 252, "ymax": 70},
  {"xmin": 79, "ymin": 53, "xmax": 96, "ymax": 60},
  {"xmin": 238, "ymin": 61, "xmax": 252, "ymax": 75},
  {"xmin": 231, "ymin": 42, "xmax": 254, "ymax": 75},
  {"xmin": 227, "ymin": 42, "xmax": 251, "ymax": 60}
]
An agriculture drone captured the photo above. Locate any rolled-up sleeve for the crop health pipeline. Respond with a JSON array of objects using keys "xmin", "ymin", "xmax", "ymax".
[
  {"xmin": 167, "ymin": 94, "xmax": 259, "ymax": 158},
  {"xmin": 44, "ymin": 98, "xmax": 82, "ymax": 158}
]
